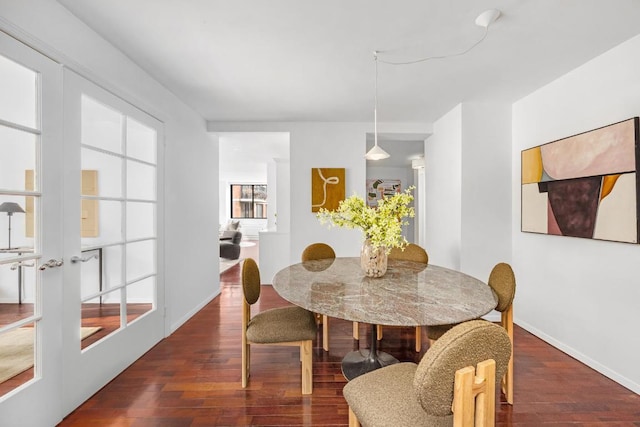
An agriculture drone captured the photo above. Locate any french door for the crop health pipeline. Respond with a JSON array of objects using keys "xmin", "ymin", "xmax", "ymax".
[
  {"xmin": 0, "ymin": 31, "xmax": 165, "ymax": 426},
  {"xmin": 61, "ymin": 70, "xmax": 165, "ymax": 415},
  {"xmin": 0, "ymin": 31, "xmax": 65, "ymax": 425}
]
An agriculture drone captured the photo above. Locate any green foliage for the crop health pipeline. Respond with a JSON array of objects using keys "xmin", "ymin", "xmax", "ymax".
[{"xmin": 317, "ymin": 186, "xmax": 415, "ymax": 252}]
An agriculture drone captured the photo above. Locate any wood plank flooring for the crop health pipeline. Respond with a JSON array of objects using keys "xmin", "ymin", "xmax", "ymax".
[
  {"xmin": 0, "ymin": 303, "xmax": 151, "ymax": 395},
  {"xmin": 55, "ymin": 244, "xmax": 640, "ymax": 426}
]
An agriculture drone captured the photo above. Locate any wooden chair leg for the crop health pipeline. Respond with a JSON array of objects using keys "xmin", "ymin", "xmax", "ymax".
[
  {"xmin": 348, "ymin": 407, "xmax": 361, "ymax": 427},
  {"xmin": 323, "ymin": 315, "xmax": 329, "ymax": 351},
  {"xmin": 453, "ymin": 359, "xmax": 496, "ymax": 427},
  {"xmin": 376, "ymin": 324, "xmax": 383, "ymax": 340},
  {"xmin": 241, "ymin": 340, "xmax": 249, "ymax": 388},
  {"xmin": 301, "ymin": 340, "xmax": 313, "ymax": 395},
  {"xmin": 476, "ymin": 360, "xmax": 496, "ymax": 427},
  {"xmin": 501, "ymin": 306, "xmax": 514, "ymax": 404},
  {"xmin": 415, "ymin": 326, "xmax": 422, "ymax": 352},
  {"xmin": 353, "ymin": 322, "xmax": 359, "ymax": 340},
  {"xmin": 453, "ymin": 366, "xmax": 474, "ymax": 426}
]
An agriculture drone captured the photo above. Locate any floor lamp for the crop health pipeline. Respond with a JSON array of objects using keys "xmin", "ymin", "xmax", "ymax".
[{"xmin": 0, "ymin": 202, "xmax": 25, "ymax": 250}]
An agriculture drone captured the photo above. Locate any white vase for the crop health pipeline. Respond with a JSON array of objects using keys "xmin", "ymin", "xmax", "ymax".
[{"xmin": 360, "ymin": 239, "xmax": 388, "ymax": 278}]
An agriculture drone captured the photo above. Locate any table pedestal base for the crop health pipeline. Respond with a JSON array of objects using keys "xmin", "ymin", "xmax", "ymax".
[
  {"xmin": 341, "ymin": 324, "xmax": 398, "ymax": 381},
  {"xmin": 341, "ymin": 349, "xmax": 398, "ymax": 380}
]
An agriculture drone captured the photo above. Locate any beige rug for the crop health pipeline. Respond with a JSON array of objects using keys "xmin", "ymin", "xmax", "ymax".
[
  {"xmin": 0, "ymin": 326, "xmax": 101, "ymax": 383},
  {"xmin": 220, "ymin": 258, "xmax": 241, "ymax": 274}
]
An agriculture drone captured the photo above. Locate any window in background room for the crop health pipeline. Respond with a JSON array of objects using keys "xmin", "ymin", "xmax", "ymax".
[{"xmin": 230, "ymin": 184, "xmax": 267, "ymax": 219}]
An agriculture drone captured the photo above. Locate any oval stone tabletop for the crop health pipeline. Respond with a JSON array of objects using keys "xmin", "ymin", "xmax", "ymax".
[{"xmin": 272, "ymin": 257, "xmax": 497, "ymax": 327}]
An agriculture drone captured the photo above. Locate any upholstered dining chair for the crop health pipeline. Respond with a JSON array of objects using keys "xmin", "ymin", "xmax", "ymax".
[
  {"xmin": 375, "ymin": 243, "xmax": 429, "ymax": 351},
  {"xmin": 344, "ymin": 320, "xmax": 512, "ymax": 427},
  {"xmin": 301, "ymin": 242, "xmax": 336, "ymax": 351},
  {"xmin": 427, "ymin": 262, "xmax": 516, "ymax": 404},
  {"xmin": 241, "ymin": 258, "xmax": 317, "ymax": 394}
]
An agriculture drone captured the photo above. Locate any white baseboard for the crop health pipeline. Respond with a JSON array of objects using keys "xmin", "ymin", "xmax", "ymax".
[
  {"xmin": 0, "ymin": 298, "xmax": 32, "ymax": 304},
  {"xmin": 169, "ymin": 289, "xmax": 220, "ymax": 335},
  {"xmin": 515, "ymin": 317, "xmax": 640, "ymax": 395}
]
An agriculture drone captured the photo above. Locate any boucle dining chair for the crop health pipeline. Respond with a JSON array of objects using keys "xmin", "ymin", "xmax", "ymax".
[
  {"xmin": 375, "ymin": 243, "xmax": 429, "ymax": 351},
  {"xmin": 301, "ymin": 243, "xmax": 336, "ymax": 351},
  {"xmin": 344, "ymin": 320, "xmax": 512, "ymax": 427},
  {"xmin": 427, "ymin": 262, "xmax": 516, "ymax": 404},
  {"xmin": 241, "ymin": 258, "xmax": 318, "ymax": 394}
]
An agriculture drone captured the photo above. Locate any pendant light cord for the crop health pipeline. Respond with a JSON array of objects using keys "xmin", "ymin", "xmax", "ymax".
[
  {"xmin": 377, "ymin": 26, "xmax": 489, "ymax": 65},
  {"xmin": 374, "ymin": 51, "xmax": 378, "ymax": 147},
  {"xmin": 366, "ymin": 10, "xmax": 499, "ymax": 160}
]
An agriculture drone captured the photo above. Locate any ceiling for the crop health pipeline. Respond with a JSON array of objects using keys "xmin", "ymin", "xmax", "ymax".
[
  {"xmin": 219, "ymin": 132, "xmax": 289, "ymax": 176},
  {"xmin": 57, "ymin": 0, "xmax": 640, "ymax": 126}
]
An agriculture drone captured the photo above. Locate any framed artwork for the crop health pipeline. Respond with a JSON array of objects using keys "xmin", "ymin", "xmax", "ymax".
[
  {"xmin": 311, "ymin": 168, "xmax": 345, "ymax": 212},
  {"xmin": 521, "ymin": 117, "xmax": 639, "ymax": 243},
  {"xmin": 366, "ymin": 179, "xmax": 401, "ymax": 208}
]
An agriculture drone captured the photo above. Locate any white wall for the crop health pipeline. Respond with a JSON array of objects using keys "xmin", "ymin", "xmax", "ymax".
[
  {"xmin": 512, "ymin": 34, "xmax": 640, "ymax": 393},
  {"xmin": 424, "ymin": 103, "xmax": 512, "ymax": 280},
  {"xmin": 290, "ymin": 123, "xmax": 368, "ymax": 259},
  {"xmin": 425, "ymin": 106, "xmax": 463, "ymax": 269},
  {"xmin": 266, "ymin": 160, "xmax": 277, "ymax": 229},
  {"xmin": 460, "ymin": 102, "xmax": 512, "ymax": 280},
  {"xmin": 274, "ymin": 158, "xmax": 290, "ymax": 233},
  {"xmin": 0, "ymin": 0, "xmax": 218, "ymax": 334}
]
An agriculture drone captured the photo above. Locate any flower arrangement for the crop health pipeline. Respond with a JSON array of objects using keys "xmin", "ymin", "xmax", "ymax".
[{"xmin": 316, "ymin": 186, "xmax": 415, "ymax": 253}]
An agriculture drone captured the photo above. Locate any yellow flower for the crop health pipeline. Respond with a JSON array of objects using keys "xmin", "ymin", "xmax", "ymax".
[{"xmin": 317, "ymin": 186, "xmax": 415, "ymax": 252}]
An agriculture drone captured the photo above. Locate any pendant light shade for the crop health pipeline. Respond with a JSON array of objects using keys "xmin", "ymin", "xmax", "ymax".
[
  {"xmin": 365, "ymin": 51, "xmax": 390, "ymax": 161},
  {"xmin": 365, "ymin": 144, "xmax": 390, "ymax": 160}
]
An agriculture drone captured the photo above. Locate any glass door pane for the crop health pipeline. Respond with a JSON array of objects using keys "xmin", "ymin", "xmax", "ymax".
[
  {"xmin": 78, "ymin": 94, "xmax": 158, "ymax": 346},
  {"xmin": 0, "ymin": 52, "xmax": 39, "ymax": 396},
  {"xmin": 0, "ymin": 54, "xmax": 36, "ymax": 128}
]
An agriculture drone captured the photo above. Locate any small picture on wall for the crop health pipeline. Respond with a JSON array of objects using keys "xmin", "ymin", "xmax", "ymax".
[
  {"xmin": 311, "ymin": 168, "xmax": 345, "ymax": 212},
  {"xmin": 521, "ymin": 117, "xmax": 639, "ymax": 244},
  {"xmin": 366, "ymin": 179, "xmax": 401, "ymax": 207}
]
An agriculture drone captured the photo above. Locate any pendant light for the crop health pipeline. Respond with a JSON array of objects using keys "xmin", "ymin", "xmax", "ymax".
[
  {"xmin": 364, "ymin": 51, "xmax": 390, "ymax": 160},
  {"xmin": 365, "ymin": 9, "xmax": 500, "ymax": 160}
]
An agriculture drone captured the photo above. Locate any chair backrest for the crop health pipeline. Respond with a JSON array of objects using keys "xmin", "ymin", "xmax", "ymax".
[
  {"xmin": 388, "ymin": 243, "xmax": 428, "ymax": 264},
  {"xmin": 230, "ymin": 231, "xmax": 243, "ymax": 244},
  {"xmin": 242, "ymin": 258, "xmax": 261, "ymax": 305},
  {"xmin": 488, "ymin": 262, "xmax": 516, "ymax": 312},
  {"xmin": 220, "ymin": 229, "xmax": 237, "ymax": 240},
  {"xmin": 301, "ymin": 243, "xmax": 336, "ymax": 261},
  {"xmin": 412, "ymin": 320, "xmax": 511, "ymax": 417}
]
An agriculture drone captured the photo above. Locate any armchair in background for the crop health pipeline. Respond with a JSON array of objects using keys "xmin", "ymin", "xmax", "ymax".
[{"xmin": 220, "ymin": 230, "xmax": 242, "ymax": 260}]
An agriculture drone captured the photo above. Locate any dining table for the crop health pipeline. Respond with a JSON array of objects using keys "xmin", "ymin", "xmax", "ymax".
[{"xmin": 272, "ymin": 257, "xmax": 498, "ymax": 380}]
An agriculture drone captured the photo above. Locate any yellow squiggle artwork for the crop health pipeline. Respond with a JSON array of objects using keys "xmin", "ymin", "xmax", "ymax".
[{"xmin": 311, "ymin": 168, "xmax": 345, "ymax": 212}]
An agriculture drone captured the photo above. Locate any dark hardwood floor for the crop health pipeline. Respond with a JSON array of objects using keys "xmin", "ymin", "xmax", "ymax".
[
  {"xmin": 50, "ymin": 242, "xmax": 640, "ymax": 425},
  {"xmin": 0, "ymin": 302, "xmax": 151, "ymax": 396}
]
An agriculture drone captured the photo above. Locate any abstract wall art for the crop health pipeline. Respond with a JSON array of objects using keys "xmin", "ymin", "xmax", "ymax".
[
  {"xmin": 311, "ymin": 168, "xmax": 345, "ymax": 212},
  {"xmin": 521, "ymin": 117, "xmax": 640, "ymax": 243},
  {"xmin": 366, "ymin": 179, "xmax": 401, "ymax": 207}
]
